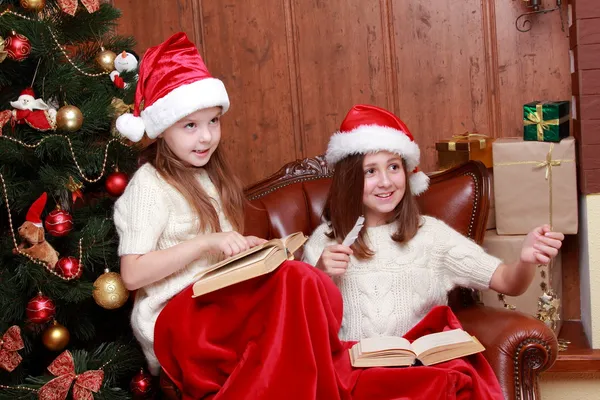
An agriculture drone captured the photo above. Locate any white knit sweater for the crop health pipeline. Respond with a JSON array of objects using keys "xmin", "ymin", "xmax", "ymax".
[
  {"xmin": 113, "ymin": 163, "xmax": 232, "ymax": 375},
  {"xmin": 302, "ymin": 216, "xmax": 501, "ymax": 341}
]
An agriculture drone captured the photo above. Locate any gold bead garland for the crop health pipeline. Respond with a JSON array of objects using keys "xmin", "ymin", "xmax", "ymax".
[
  {"xmin": 0, "ymin": 9, "xmax": 111, "ymax": 77},
  {"xmin": 0, "ymin": 134, "xmax": 129, "ymax": 183}
]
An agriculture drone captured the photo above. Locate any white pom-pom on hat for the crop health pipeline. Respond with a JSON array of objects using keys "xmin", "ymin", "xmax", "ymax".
[{"xmin": 116, "ymin": 113, "xmax": 146, "ymax": 143}]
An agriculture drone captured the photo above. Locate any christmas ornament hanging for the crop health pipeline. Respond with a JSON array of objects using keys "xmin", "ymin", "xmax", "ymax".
[
  {"xmin": 42, "ymin": 320, "xmax": 70, "ymax": 351},
  {"xmin": 130, "ymin": 369, "xmax": 153, "ymax": 399},
  {"xmin": 44, "ymin": 205, "xmax": 73, "ymax": 237},
  {"xmin": 105, "ymin": 169, "xmax": 129, "ymax": 197},
  {"xmin": 55, "ymin": 256, "xmax": 81, "ymax": 279},
  {"xmin": 4, "ymin": 31, "xmax": 31, "ymax": 62},
  {"xmin": 95, "ymin": 47, "xmax": 117, "ymax": 72},
  {"xmin": 93, "ymin": 269, "xmax": 129, "ymax": 309},
  {"xmin": 26, "ymin": 293, "xmax": 56, "ymax": 324},
  {"xmin": 20, "ymin": 0, "xmax": 46, "ymax": 12},
  {"xmin": 4, "ymin": 88, "xmax": 57, "ymax": 132},
  {"xmin": 0, "ymin": 36, "xmax": 8, "ymax": 63},
  {"xmin": 66, "ymin": 176, "xmax": 84, "ymax": 204},
  {"xmin": 56, "ymin": 105, "xmax": 83, "ymax": 132},
  {"xmin": 0, "ymin": 326, "xmax": 24, "ymax": 372}
]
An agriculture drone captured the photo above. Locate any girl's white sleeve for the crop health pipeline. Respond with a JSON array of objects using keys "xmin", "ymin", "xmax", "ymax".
[
  {"xmin": 301, "ymin": 224, "xmax": 329, "ymax": 266},
  {"xmin": 431, "ymin": 219, "xmax": 502, "ymax": 291},
  {"xmin": 113, "ymin": 175, "xmax": 169, "ymax": 256}
]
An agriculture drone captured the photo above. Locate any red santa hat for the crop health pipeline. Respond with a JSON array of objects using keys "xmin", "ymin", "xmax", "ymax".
[
  {"xmin": 326, "ymin": 104, "xmax": 429, "ymax": 195},
  {"xmin": 116, "ymin": 32, "xmax": 230, "ymax": 142},
  {"xmin": 25, "ymin": 192, "xmax": 47, "ymax": 228}
]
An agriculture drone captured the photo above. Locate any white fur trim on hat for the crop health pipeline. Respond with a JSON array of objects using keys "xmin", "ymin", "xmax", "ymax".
[
  {"xmin": 325, "ymin": 125, "xmax": 421, "ymax": 172},
  {"xmin": 116, "ymin": 113, "xmax": 146, "ymax": 142},
  {"xmin": 141, "ymin": 77, "xmax": 230, "ymax": 139},
  {"xmin": 409, "ymin": 171, "xmax": 429, "ymax": 196}
]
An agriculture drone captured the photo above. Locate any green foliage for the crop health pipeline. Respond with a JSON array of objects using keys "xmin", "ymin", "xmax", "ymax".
[{"xmin": 0, "ymin": 0, "xmax": 145, "ymax": 397}]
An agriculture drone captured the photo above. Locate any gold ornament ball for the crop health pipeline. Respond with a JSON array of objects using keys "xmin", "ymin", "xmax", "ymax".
[
  {"xmin": 96, "ymin": 47, "xmax": 117, "ymax": 72},
  {"xmin": 20, "ymin": 0, "xmax": 46, "ymax": 11},
  {"xmin": 56, "ymin": 105, "xmax": 84, "ymax": 132},
  {"xmin": 93, "ymin": 269, "xmax": 129, "ymax": 309},
  {"xmin": 42, "ymin": 321, "xmax": 70, "ymax": 352}
]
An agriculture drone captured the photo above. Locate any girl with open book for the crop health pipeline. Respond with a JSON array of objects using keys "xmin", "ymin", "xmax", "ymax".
[
  {"xmin": 112, "ymin": 32, "xmax": 268, "ymax": 375},
  {"xmin": 301, "ymin": 104, "xmax": 564, "ymax": 393}
]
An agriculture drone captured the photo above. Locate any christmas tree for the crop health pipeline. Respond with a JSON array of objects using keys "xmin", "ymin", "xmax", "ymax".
[{"xmin": 0, "ymin": 1, "xmax": 151, "ymax": 398}]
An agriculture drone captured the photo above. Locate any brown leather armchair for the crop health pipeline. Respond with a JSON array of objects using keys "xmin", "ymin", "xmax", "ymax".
[{"xmin": 159, "ymin": 157, "xmax": 557, "ymax": 400}]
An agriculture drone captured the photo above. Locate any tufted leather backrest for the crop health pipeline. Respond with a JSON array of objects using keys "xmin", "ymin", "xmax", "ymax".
[{"xmin": 243, "ymin": 157, "xmax": 492, "ymax": 308}]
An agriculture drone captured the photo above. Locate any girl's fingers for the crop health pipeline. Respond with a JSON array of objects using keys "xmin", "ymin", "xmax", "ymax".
[
  {"xmin": 533, "ymin": 243, "xmax": 558, "ymax": 258},
  {"xmin": 537, "ymin": 235, "xmax": 562, "ymax": 249}
]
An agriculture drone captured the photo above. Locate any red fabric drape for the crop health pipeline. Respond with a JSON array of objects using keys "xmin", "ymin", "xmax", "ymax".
[{"xmin": 155, "ymin": 261, "xmax": 503, "ymax": 400}]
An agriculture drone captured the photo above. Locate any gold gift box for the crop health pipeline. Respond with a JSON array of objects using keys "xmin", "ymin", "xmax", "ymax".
[{"xmin": 436, "ymin": 134, "xmax": 495, "ymax": 170}]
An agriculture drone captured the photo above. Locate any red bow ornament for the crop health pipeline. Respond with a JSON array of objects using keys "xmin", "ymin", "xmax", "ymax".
[
  {"xmin": 38, "ymin": 350, "xmax": 104, "ymax": 400},
  {"xmin": 0, "ymin": 326, "xmax": 24, "ymax": 372},
  {"xmin": 57, "ymin": 0, "xmax": 100, "ymax": 16}
]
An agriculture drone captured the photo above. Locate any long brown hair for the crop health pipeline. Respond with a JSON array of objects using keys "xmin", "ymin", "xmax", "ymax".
[
  {"xmin": 323, "ymin": 153, "xmax": 421, "ymax": 259},
  {"xmin": 145, "ymin": 139, "xmax": 246, "ymax": 233}
]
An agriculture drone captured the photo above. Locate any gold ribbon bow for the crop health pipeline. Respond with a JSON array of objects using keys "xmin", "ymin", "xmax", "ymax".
[
  {"xmin": 448, "ymin": 133, "xmax": 488, "ymax": 151},
  {"xmin": 57, "ymin": 0, "xmax": 100, "ymax": 16},
  {"xmin": 38, "ymin": 350, "xmax": 104, "ymax": 400},
  {"xmin": 523, "ymin": 103, "xmax": 567, "ymax": 141},
  {"xmin": 111, "ymin": 98, "xmax": 134, "ymax": 116},
  {"xmin": 0, "ymin": 326, "xmax": 24, "ymax": 372}
]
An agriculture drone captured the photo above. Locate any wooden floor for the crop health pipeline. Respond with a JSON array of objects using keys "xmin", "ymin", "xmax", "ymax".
[{"xmin": 548, "ymin": 320, "xmax": 600, "ymax": 372}]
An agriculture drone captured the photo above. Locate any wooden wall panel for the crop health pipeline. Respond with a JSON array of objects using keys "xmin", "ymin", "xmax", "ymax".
[
  {"xmin": 391, "ymin": 0, "xmax": 491, "ymax": 172},
  {"xmin": 199, "ymin": 0, "xmax": 297, "ymax": 185},
  {"xmin": 113, "ymin": 0, "xmax": 200, "ymax": 55},
  {"xmin": 112, "ymin": 0, "xmax": 573, "ymax": 183},
  {"xmin": 291, "ymin": 0, "xmax": 391, "ymax": 159},
  {"xmin": 494, "ymin": 0, "xmax": 571, "ymax": 138}
]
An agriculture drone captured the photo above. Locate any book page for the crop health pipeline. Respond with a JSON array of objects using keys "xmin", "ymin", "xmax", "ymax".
[
  {"xmin": 358, "ymin": 336, "xmax": 412, "ymax": 354},
  {"xmin": 411, "ymin": 329, "xmax": 472, "ymax": 357}
]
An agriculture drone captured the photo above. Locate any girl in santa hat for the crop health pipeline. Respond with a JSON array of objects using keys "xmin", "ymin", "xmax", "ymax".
[
  {"xmin": 112, "ymin": 32, "xmax": 269, "ymax": 376},
  {"xmin": 302, "ymin": 104, "xmax": 564, "ymax": 388}
]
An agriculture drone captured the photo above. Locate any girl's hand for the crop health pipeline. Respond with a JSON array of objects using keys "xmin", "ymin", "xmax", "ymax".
[
  {"xmin": 246, "ymin": 235, "xmax": 268, "ymax": 248},
  {"xmin": 316, "ymin": 244, "xmax": 353, "ymax": 276},
  {"xmin": 202, "ymin": 231, "xmax": 252, "ymax": 257},
  {"xmin": 520, "ymin": 224, "xmax": 564, "ymax": 265}
]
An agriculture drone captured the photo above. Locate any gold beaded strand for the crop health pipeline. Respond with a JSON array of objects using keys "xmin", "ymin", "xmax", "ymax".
[{"xmin": 0, "ymin": 135, "xmax": 129, "ymax": 183}]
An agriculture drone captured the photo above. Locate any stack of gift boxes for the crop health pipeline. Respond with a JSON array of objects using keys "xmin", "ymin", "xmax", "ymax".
[{"xmin": 436, "ymin": 101, "xmax": 577, "ymax": 335}]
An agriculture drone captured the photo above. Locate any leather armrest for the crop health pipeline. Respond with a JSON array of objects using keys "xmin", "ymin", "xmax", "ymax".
[{"xmin": 455, "ymin": 305, "xmax": 558, "ymax": 400}]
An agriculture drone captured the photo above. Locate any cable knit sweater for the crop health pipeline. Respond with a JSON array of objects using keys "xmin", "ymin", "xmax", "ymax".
[
  {"xmin": 113, "ymin": 163, "xmax": 232, "ymax": 375},
  {"xmin": 302, "ymin": 216, "xmax": 502, "ymax": 341}
]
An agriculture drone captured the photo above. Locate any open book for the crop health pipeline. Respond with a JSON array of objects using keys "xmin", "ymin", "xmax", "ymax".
[
  {"xmin": 349, "ymin": 328, "xmax": 485, "ymax": 367},
  {"xmin": 192, "ymin": 232, "xmax": 307, "ymax": 298}
]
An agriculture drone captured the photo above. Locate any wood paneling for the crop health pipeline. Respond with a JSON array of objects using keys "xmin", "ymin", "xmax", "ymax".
[
  {"xmin": 494, "ymin": 0, "xmax": 571, "ymax": 138},
  {"xmin": 392, "ymin": 0, "xmax": 490, "ymax": 172},
  {"xmin": 291, "ymin": 0, "xmax": 391, "ymax": 158},
  {"xmin": 113, "ymin": 0, "xmax": 573, "ymax": 183},
  {"xmin": 199, "ymin": 0, "xmax": 297, "ymax": 185},
  {"xmin": 113, "ymin": 0, "xmax": 200, "ymax": 54}
]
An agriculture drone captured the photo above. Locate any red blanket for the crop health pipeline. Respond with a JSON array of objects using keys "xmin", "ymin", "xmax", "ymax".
[{"xmin": 154, "ymin": 261, "xmax": 503, "ymax": 400}]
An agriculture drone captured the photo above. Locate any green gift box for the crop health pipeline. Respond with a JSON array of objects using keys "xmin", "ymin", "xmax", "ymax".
[{"xmin": 523, "ymin": 101, "xmax": 570, "ymax": 142}]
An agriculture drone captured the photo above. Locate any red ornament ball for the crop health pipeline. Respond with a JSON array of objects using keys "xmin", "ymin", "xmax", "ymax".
[
  {"xmin": 105, "ymin": 171, "xmax": 129, "ymax": 197},
  {"xmin": 56, "ymin": 256, "xmax": 82, "ymax": 279},
  {"xmin": 130, "ymin": 369, "xmax": 153, "ymax": 398},
  {"xmin": 5, "ymin": 31, "xmax": 31, "ymax": 62},
  {"xmin": 44, "ymin": 206, "xmax": 73, "ymax": 237},
  {"xmin": 26, "ymin": 293, "xmax": 56, "ymax": 324}
]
